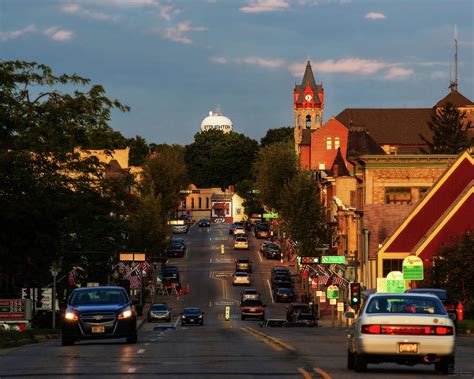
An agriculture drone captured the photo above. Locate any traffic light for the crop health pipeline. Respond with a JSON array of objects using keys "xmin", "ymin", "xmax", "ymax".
[
  {"xmin": 24, "ymin": 288, "xmax": 31, "ymax": 299},
  {"xmin": 350, "ymin": 282, "xmax": 361, "ymax": 307},
  {"xmin": 36, "ymin": 288, "xmax": 44, "ymax": 308}
]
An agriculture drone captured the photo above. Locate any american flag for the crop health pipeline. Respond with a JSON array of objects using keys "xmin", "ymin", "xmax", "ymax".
[
  {"xmin": 331, "ymin": 274, "xmax": 345, "ymax": 286},
  {"xmin": 68, "ymin": 267, "xmax": 78, "ymax": 286},
  {"xmin": 129, "ymin": 267, "xmax": 142, "ymax": 289}
]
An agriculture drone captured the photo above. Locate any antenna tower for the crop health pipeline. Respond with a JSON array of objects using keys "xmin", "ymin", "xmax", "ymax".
[{"xmin": 449, "ymin": 25, "xmax": 458, "ymax": 92}]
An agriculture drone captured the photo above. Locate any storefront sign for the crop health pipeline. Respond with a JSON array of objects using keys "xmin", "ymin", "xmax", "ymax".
[{"xmin": 402, "ymin": 256, "xmax": 424, "ymax": 280}]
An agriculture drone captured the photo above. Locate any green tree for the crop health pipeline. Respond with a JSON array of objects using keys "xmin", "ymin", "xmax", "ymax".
[
  {"xmin": 185, "ymin": 130, "xmax": 259, "ymax": 188},
  {"xmin": 430, "ymin": 231, "xmax": 474, "ymax": 315},
  {"xmin": 0, "ymin": 60, "xmax": 129, "ymax": 288},
  {"xmin": 128, "ymin": 135, "xmax": 150, "ymax": 166},
  {"xmin": 279, "ymin": 171, "xmax": 329, "ymax": 257},
  {"xmin": 260, "ymin": 126, "xmax": 294, "ymax": 147},
  {"xmin": 235, "ymin": 179, "xmax": 264, "ymax": 219},
  {"xmin": 420, "ymin": 102, "xmax": 472, "ymax": 154},
  {"xmin": 253, "ymin": 141, "xmax": 298, "ymax": 211}
]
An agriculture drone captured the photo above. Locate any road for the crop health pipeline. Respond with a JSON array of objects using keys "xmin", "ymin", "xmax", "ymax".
[{"xmin": 1, "ymin": 222, "xmax": 473, "ymax": 378}]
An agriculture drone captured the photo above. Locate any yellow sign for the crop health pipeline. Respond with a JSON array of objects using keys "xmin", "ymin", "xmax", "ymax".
[
  {"xmin": 225, "ymin": 306, "xmax": 230, "ymax": 321},
  {"xmin": 119, "ymin": 253, "xmax": 146, "ymax": 262},
  {"xmin": 330, "ymin": 298, "xmax": 337, "ymax": 305}
]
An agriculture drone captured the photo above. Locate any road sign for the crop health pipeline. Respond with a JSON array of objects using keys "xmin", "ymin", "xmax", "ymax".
[
  {"xmin": 330, "ymin": 298, "xmax": 337, "ymax": 305},
  {"xmin": 320, "ymin": 297, "xmax": 326, "ymax": 303},
  {"xmin": 316, "ymin": 291, "xmax": 323, "ymax": 297},
  {"xmin": 263, "ymin": 213, "xmax": 278, "ymax": 219},
  {"xmin": 402, "ymin": 256, "xmax": 424, "ymax": 280},
  {"xmin": 225, "ymin": 306, "xmax": 230, "ymax": 321},
  {"xmin": 337, "ymin": 302, "xmax": 344, "ymax": 312},
  {"xmin": 321, "ymin": 256, "xmax": 345, "ymax": 264},
  {"xmin": 311, "ymin": 278, "xmax": 318, "ymax": 289},
  {"xmin": 386, "ymin": 271, "xmax": 406, "ymax": 293},
  {"xmin": 301, "ymin": 257, "xmax": 320, "ymax": 264},
  {"xmin": 327, "ymin": 285, "xmax": 339, "ymax": 299}
]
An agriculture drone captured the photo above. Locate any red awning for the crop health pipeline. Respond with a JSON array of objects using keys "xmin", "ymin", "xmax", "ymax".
[{"xmin": 212, "ymin": 202, "xmax": 230, "ymax": 210}]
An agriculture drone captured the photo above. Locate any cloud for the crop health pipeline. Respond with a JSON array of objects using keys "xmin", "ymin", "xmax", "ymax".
[
  {"xmin": 158, "ymin": 4, "xmax": 180, "ymax": 21},
  {"xmin": 384, "ymin": 67, "xmax": 414, "ymax": 80},
  {"xmin": 431, "ymin": 70, "xmax": 449, "ymax": 79},
  {"xmin": 99, "ymin": 0, "xmax": 157, "ymax": 6},
  {"xmin": 297, "ymin": 0, "xmax": 350, "ymax": 4},
  {"xmin": 240, "ymin": 0, "xmax": 290, "ymax": 13},
  {"xmin": 0, "ymin": 24, "xmax": 37, "ymax": 42},
  {"xmin": 44, "ymin": 27, "xmax": 75, "ymax": 41},
  {"xmin": 210, "ymin": 56, "xmax": 228, "ymax": 64},
  {"xmin": 61, "ymin": 3, "xmax": 119, "ymax": 21},
  {"xmin": 163, "ymin": 21, "xmax": 206, "ymax": 45},
  {"xmin": 365, "ymin": 12, "xmax": 385, "ymax": 20},
  {"xmin": 236, "ymin": 56, "xmax": 286, "ymax": 69}
]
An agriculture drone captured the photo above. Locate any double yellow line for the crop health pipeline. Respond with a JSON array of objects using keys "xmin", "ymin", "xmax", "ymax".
[
  {"xmin": 240, "ymin": 327, "xmax": 295, "ymax": 352},
  {"xmin": 297, "ymin": 367, "xmax": 332, "ymax": 379}
]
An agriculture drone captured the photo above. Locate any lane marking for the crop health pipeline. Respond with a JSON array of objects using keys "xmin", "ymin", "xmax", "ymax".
[
  {"xmin": 150, "ymin": 338, "xmax": 156, "ymax": 341},
  {"xmin": 137, "ymin": 349, "xmax": 145, "ymax": 354},
  {"xmin": 173, "ymin": 316, "xmax": 180, "ymax": 328},
  {"xmin": 246, "ymin": 327, "xmax": 295, "ymax": 351},
  {"xmin": 313, "ymin": 368, "xmax": 332, "ymax": 379},
  {"xmin": 297, "ymin": 367, "xmax": 313, "ymax": 379},
  {"xmin": 266, "ymin": 279, "xmax": 275, "ymax": 304},
  {"xmin": 240, "ymin": 327, "xmax": 283, "ymax": 352},
  {"xmin": 128, "ymin": 368, "xmax": 137, "ymax": 373},
  {"xmin": 257, "ymin": 250, "xmax": 263, "ymax": 263},
  {"xmin": 144, "ymin": 342, "xmax": 150, "ymax": 346},
  {"xmin": 184, "ymin": 246, "xmax": 190, "ymax": 259},
  {"xmin": 209, "ymin": 300, "xmax": 212, "ymax": 308}
]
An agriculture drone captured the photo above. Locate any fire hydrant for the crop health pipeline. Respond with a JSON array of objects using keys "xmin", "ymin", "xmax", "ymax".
[{"xmin": 456, "ymin": 301, "xmax": 464, "ymax": 321}]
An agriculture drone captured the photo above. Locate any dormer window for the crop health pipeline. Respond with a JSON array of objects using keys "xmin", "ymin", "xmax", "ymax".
[
  {"xmin": 306, "ymin": 115, "xmax": 311, "ymax": 129},
  {"xmin": 326, "ymin": 137, "xmax": 332, "ymax": 150},
  {"xmin": 335, "ymin": 137, "xmax": 340, "ymax": 149}
]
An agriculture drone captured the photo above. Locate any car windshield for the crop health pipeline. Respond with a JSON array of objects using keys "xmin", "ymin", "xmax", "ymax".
[
  {"xmin": 244, "ymin": 290, "xmax": 257, "ymax": 294},
  {"xmin": 151, "ymin": 304, "xmax": 168, "ymax": 311},
  {"xmin": 242, "ymin": 300, "xmax": 262, "ymax": 307},
  {"xmin": 169, "ymin": 244, "xmax": 183, "ymax": 248},
  {"xmin": 236, "ymin": 238, "xmax": 247, "ymax": 242},
  {"xmin": 366, "ymin": 295, "xmax": 446, "ymax": 315},
  {"xmin": 236, "ymin": 272, "xmax": 248, "ymax": 276},
  {"xmin": 70, "ymin": 288, "xmax": 127, "ymax": 305},
  {"xmin": 277, "ymin": 288, "xmax": 292, "ymax": 294},
  {"xmin": 185, "ymin": 308, "xmax": 200, "ymax": 315}
]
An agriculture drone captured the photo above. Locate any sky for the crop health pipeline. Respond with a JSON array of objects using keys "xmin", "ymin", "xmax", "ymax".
[{"xmin": 1, "ymin": 0, "xmax": 473, "ymax": 145}]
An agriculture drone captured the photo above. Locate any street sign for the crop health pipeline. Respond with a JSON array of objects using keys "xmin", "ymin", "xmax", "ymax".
[
  {"xmin": 327, "ymin": 285, "xmax": 339, "ymax": 299},
  {"xmin": 316, "ymin": 291, "xmax": 323, "ymax": 297},
  {"xmin": 320, "ymin": 297, "xmax": 326, "ymax": 303},
  {"xmin": 337, "ymin": 302, "xmax": 344, "ymax": 312},
  {"xmin": 311, "ymin": 278, "xmax": 317, "ymax": 289},
  {"xmin": 120, "ymin": 253, "xmax": 146, "ymax": 261},
  {"xmin": 321, "ymin": 256, "xmax": 345, "ymax": 264},
  {"xmin": 263, "ymin": 213, "xmax": 279, "ymax": 219},
  {"xmin": 225, "ymin": 306, "xmax": 230, "ymax": 321},
  {"xmin": 386, "ymin": 271, "xmax": 406, "ymax": 293},
  {"xmin": 301, "ymin": 257, "xmax": 320, "ymax": 264},
  {"xmin": 330, "ymin": 298, "xmax": 337, "ymax": 305},
  {"xmin": 0, "ymin": 299, "xmax": 31, "ymax": 320},
  {"xmin": 402, "ymin": 255, "xmax": 424, "ymax": 280}
]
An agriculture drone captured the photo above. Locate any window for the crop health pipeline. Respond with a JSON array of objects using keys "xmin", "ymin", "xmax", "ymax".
[
  {"xmin": 418, "ymin": 187, "xmax": 430, "ymax": 199},
  {"xmin": 191, "ymin": 198, "xmax": 195, "ymax": 209},
  {"xmin": 326, "ymin": 137, "xmax": 332, "ymax": 150},
  {"xmin": 206, "ymin": 197, "xmax": 209, "ymax": 209},
  {"xmin": 297, "ymin": 115, "xmax": 301, "ymax": 127},
  {"xmin": 382, "ymin": 259, "xmax": 403, "ymax": 277},
  {"xmin": 335, "ymin": 137, "xmax": 340, "ymax": 150},
  {"xmin": 181, "ymin": 200, "xmax": 186, "ymax": 209},
  {"xmin": 306, "ymin": 115, "xmax": 311, "ymax": 129},
  {"xmin": 198, "ymin": 197, "xmax": 202, "ymax": 209},
  {"xmin": 385, "ymin": 187, "xmax": 412, "ymax": 205},
  {"xmin": 318, "ymin": 163, "xmax": 326, "ymax": 170},
  {"xmin": 226, "ymin": 208, "xmax": 230, "ymax": 215}
]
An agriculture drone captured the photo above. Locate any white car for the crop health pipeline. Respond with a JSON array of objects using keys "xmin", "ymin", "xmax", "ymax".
[
  {"xmin": 172, "ymin": 225, "xmax": 188, "ymax": 234},
  {"xmin": 233, "ymin": 272, "xmax": 251, "ymax": 286},
  {"xmin": 347, "ymin": 293, "xmax": 455, "ymax": 374},
  {"xmin": 234, "ymin": 236, "xmax": 249, "ymax": 250},
  {"xmin": 241, "ymin": 288, "xmax": 260, "ymax": 302},
  {"xmin": 233, "ymin": 227, "xmax": 246, "ymax": 236}
]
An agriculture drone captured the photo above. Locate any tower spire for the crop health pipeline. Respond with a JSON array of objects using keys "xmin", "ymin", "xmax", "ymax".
[{"xmin": 449, "ymin": 25, "xmax": 458, "ymax": 92}]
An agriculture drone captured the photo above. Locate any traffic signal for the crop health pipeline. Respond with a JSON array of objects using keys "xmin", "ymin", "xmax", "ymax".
[
  {"xmin": 36, "ymin": 288, "xmax": 44, "ymax": 308},
  {"xmin": 24, "ymin": 288, "xmax": 31, "ymax": 299},
  {"xmin": 350, "ymin": 282, "xmax": 361, "ymax": 307}
]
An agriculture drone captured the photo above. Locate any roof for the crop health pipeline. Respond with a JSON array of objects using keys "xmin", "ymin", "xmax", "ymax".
[
  {"xmin": 330, "ymin": 148, "xmax": 350, "ymax": 177},
  {"xmin": 435, "ymin": 90, "xmax": 474, "ymax": 108},
  {"xmin": 336, "ymin": 108, "xmax": 434, "ymax": 145},
  {"xmin": 347, "ymin": 130, "xmax": 386, "ymax": 159},
  {"xmin": 294, "ymin": 60, "xmax": 323, "ymax": 105}
]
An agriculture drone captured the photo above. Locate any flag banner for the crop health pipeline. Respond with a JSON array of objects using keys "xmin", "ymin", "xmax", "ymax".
[{"xmin": 129, "ymin": 267, "xmax": 142, "ymax": 289}]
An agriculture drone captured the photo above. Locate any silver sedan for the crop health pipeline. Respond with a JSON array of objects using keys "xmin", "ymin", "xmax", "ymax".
[{"xmin": 346, "ymin": 293, "xmax": 455, "ymax": 374}]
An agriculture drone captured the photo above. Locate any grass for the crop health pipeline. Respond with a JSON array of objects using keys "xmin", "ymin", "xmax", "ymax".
[{"xmin": 458, "ymin": 319, "xmax": 474, "ymax": 332}]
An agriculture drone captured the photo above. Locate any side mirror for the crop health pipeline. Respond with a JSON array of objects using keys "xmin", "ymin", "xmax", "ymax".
[{"xmin": 345, "ymin": 311, "xmax": 355, "ymax": 319}]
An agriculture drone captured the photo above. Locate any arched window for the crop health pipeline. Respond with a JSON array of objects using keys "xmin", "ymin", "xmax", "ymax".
[
  {"xmin": 335, "ymin": 137, "xmax": 340, "ymax": 150},
  {"xmin": 326, "ymin": 137, "xmax": 332, "ymax": 150},
  {"xmin": 297, "ymin": 115, "xmax": 301, "ymax": 127},
  {"xmin": 306, "ymin": 115, "xmax": 311, "ymax": 129},
  {"xmin": 191, "ymin": 198, "xmax": 195, "ymax": 209},
  {"xmin": 206, "ymin": 197, "xmax": 209, "ymax": 209},
  {"xmin": 198, "ymin": 197, "xmax": 202, "ymax": 209},
  {"xmin": 316, "ymin": 115, "xmax": 319, "ymax": 124}
]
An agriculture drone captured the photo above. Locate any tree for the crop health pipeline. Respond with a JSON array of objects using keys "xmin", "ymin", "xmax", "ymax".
[
  {"xmin": 253, "ymin": 141, "xmax": 298, "ymax": 211},
  {"xmin": 235, "ymin": 179, "xmax": 264, "ymax": 219},
  {"xmin": 128, "ymin": 135, "xmax": 150, "ymax": 166},
  {"xmin": 260, "ymin": 126, "xmax": 294, "ymax": 147},
  {"xmin": 430, "ymin": 231, "xmax": 474, "ymax": 315},
  {"xmin": 185, "ymin": 130, "xmax": 259, "ymax": 188},
  {"xmin": 279, "ymin": 171, "xmax": 329, "ymax": 257},
  {"xmin": 420, "ymin": 102, "xmax": 472, "ymax": 154}
]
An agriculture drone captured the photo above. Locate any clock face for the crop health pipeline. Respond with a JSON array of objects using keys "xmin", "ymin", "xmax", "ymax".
[{"xmin": 305, "ymin": 94, "xmax": 312, "ymax": 101}]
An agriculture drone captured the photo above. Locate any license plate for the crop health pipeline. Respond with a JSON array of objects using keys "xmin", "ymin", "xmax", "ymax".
[
  {"xmin": 92, "ymin": 326, "xmax": 105, "ymax": 333},
  {"xmin": 189, "ymin": 319, "xmax": 194, "ymax": 322},
  {"xmin": 399, "ymin": 343, "xmax": 418, "ymax": 353}
]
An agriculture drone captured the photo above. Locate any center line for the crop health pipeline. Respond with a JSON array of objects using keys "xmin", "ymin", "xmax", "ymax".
[
  {"xmin": 266, "ymin": 279, "xmax": 275, "ymax": 304},
  {"xmin": 297, "ymin": 367, "xmax": 313, "ymax": 379},
  {"xmin": 137, "ymin": 349, "xmax": 145, "ymax": 354}
]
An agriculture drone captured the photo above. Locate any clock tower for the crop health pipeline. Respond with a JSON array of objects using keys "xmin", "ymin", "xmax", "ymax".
[{"xmin": 293, "ymin": 60, "xmax": 324, "ymax": 152}]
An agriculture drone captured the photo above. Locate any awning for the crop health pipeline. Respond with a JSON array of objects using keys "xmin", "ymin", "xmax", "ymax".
[{"xmin": 212, "ymin": 202, "xmax": 230, "ymax": 210}]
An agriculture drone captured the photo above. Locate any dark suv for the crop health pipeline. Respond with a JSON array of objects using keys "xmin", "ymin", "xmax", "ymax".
[
  {"xmin": 61, "ymin": 286, "xmax": 137, "ymax": 346},
  {"xmin": 405, "ymin": 288, "xmax": 457, "ymax": 321}
]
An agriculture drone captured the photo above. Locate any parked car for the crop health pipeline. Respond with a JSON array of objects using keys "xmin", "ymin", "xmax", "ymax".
[
  {"xmin": 286, "ymin": 303, "xmax": 311, "ymax": 321},
  {"xmin": 61, "ymin": 286, "xmax": 137, "ymax": 345},
  {"xmin": 292, "ymin": 313, "xmax": 317, "ymax": 327},
  {"xmin": 172, "ymin": 225, "xmax": 188, "ymax": 234},
  {"xmin": 181, "ymin": 307, "xmax": 204, "ymax": 326},
  {"xmin": 198, "ymin": 219, "xmax": 210, "ymax": 227},
  {"xmin": 273, "ymin": 287, "xmax": 295, "ymax": 303},
  {"xmin": 228, "ymin": 223, "xmax": 239, "ymax": 235},
  {"xmin": 233, "ymin": 226, "xmax": 246, "ymax": 236},
  {"xmin": 271, "ymin": 266, "xmax": 290, "ymax": 278},
  {"xmin": 347, "ymin": 293, "xmax": 455, "ymax": 374},
  {"xmin": 241, "ymin": 299, "xmax": 266, "ymax": 320},
  {"xmin": 405, "ymin": 288, "xmax": 457, "ymax": 321},
  {"xmin": 234, "ymin": 236, "xmax": 249, "ymax": 250},
  {"xmin": 233, "ymin": 272, "xmax": 251, "ymax": 286},
  {"xmin": 147, "ymin": 303, "xmax": 172, "ymax": 322},
  {"xmin": 241, "ymin": 288, "xmax": 260, "ymax": 302},
  {"xmin": 235, "ymin": 258, "xmax": 252, "ymax": 273},
  {"xmin": 166, "ymin": 242, "xmax": 186, "ymax": 258},
  {"xmin": 264, "ymin": 247, "xmax": 282, "ymax": 260}
]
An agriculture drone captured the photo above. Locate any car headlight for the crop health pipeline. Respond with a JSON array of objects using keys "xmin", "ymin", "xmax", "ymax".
[
  {"xmin": 118, "ymin": 308, "xmax": 133, "ymax": 320},
  {"xmin": 182, "ymin": 315, "xmax": 186, "ymax": 319},
  {"xmin": 65, "ymin": 311, "xmax": 78, "ymax": 321},
  {"xmin": 198, "ymin": 315, "xmax": 203, "ymax": 318}
]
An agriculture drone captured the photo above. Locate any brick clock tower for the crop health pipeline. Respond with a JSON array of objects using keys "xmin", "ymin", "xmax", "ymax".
[{"xmin": 294, "ymin": 60, "xmax": 324, "ymax": 152}]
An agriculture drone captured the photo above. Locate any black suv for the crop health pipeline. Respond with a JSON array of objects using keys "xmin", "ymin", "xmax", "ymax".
[{"xmin": 61, "ymin": 286, "xmax": 137, "ymax": 345}]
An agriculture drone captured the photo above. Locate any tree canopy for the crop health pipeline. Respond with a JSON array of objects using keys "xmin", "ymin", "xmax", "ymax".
[
  {"xmin": 420, "ymin": 102, "xmax": 472, "ymax": 154},
  {"xmin": 260, "ymin": 126, "xmax": 294, "ymax": 147}
]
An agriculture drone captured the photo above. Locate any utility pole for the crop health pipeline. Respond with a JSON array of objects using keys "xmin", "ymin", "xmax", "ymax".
[{"xmin": 50, "ymin": 263, "xmax": 60, "ymax": 329}]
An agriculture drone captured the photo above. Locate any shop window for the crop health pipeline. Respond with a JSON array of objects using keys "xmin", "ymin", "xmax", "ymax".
[
  {"xmin": 198, "ymin": 197, "xmax": 202, "ymax": 209},
  {"xmin": 191, "ymin": 198, "xmax": 195, "ymax": 209},
  {"xmin": 206, "ymin": 197, "xmax": 209, "ymax": 209},
  {"xmin": 318, "ymin": 163, "xmax": 325, "ymax": 170},
  {"xmin": 385, "ymin": 187, "xmax": 412, "ymax": 205},
  {"xmin": 306, "ymin": 115, "xmax": 311, "ymax": 129},
  {"xmin": 335, "ymin": 137, "xmax": 340, "ymax": 150},
  {"xmin": 382, "ymin": 259, "xmax": 403, "ymax": 277},
  {"xmin": 326, "ymin": 137, "xmax": 332, "ymax": 150}
]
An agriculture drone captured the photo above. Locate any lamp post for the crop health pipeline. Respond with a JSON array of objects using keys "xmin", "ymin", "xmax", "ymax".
[{"xmin": 50, "ymin": 263, "xmax": 60, "ymax": 329}]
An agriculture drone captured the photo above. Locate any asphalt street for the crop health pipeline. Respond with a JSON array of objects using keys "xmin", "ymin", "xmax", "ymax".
[{"xmin": 1, "ymin": 223, "xmax": 473, "ymax": 378}]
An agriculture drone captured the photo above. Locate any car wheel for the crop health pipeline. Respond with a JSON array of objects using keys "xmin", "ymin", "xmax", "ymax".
[
  {"xmin": 61, "ymin": 336, "xmax": 74, "ymax": 346},
  {"xmin": 435, "ymin": 357, "xmax": 454, "ymax": 375},
  {"xmin": 354, "ymin": 353, "xmax": 367, "ymax": 372},
  {"xmin": 126, "ymin": 331, "xmax": 138, "ymax": 344},
  {"xmin": 347, "ymin": 349, "xmax": 355, "ymax": 370}
]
